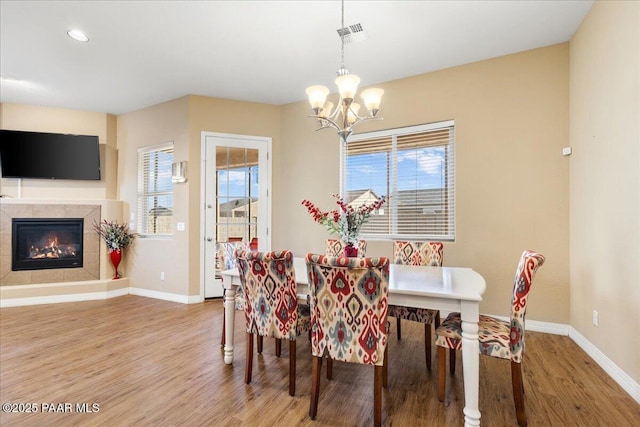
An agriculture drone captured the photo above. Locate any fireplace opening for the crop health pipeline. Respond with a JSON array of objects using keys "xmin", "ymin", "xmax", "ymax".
[{"xmin": 12, "ymin": 218, "xmax": 84, "ymax": 271}]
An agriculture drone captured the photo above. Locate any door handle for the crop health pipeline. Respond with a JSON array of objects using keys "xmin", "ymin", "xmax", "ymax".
[{"xmin": 207, "ymin": 237, "xmax": 213, "ymax": 242}]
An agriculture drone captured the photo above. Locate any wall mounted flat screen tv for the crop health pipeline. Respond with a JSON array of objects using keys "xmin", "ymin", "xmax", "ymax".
[{"xmin": 0, "ymin": 129, "xmax": 101, "ymax": 180}]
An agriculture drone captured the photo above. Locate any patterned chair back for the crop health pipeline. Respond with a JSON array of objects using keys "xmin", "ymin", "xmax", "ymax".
[
  {"xmin": 393, "ymin": 241, "xmax": 443, "ymax": 266},
  {"xmin": 235, "ymin": 249, "xmax": 301, "ymax": 341},
  {"xmin": 217, "ymin": 241, "xmax": 250, "ymax": 271},
  {"xmin": 325, "ymin": 239, "xmax": 368, "ymax": 257},
  {"xmin": 509, "ymin": 250, "xmax": 545, "ymax": 362},
  {"xmin": 305, "ymin": 254, "xmax": 389, "ymax": 366}
]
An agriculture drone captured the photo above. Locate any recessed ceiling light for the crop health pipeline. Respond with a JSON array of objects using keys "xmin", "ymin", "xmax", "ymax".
[{"xmin": 67, "ymin": 29, "xmax": 89, "ymax": 43}]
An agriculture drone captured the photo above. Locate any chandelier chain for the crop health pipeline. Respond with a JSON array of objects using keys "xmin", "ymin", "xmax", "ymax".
[{"xmin": 340, "ymin": 0, "xmax": 345, "ymax": 71}]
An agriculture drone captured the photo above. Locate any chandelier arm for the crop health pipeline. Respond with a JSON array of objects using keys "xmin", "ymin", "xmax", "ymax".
[{"xmin": 350, "ymin": 116, "xmax": 384, "ymax": 130}]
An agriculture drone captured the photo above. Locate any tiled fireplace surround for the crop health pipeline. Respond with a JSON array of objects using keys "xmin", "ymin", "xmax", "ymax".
[{"xmin": 0, "ymin": 203, "xmax": 101, "ymax": 285}]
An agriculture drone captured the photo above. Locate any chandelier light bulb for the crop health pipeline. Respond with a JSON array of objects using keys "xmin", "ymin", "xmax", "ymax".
[
  {"xmin": 335, "ymin": 74, "xmax": 360, "ymax": 100},
  {"xmin": 361, "ymin": 88, "xmax": 384, "ymax": 114},
  {"xmin": 306, "ymin": 85, "xmax": 330, "ymax": 110},
  {"xmin": 347, "ymin": 103, "xmax": 360, "ymax": 126}
]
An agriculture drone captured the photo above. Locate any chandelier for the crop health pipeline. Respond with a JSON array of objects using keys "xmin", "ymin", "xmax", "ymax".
[{"xmin": 305, "ymin": 0, "xmax": 384, "ymax": 143}]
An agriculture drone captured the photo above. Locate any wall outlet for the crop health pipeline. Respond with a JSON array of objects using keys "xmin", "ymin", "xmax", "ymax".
[
  {"xmin": 592, "ymin": 310, "xmax": 598, "ymax": 327},
  {"xmin": 160, "ymin": 272, "xmax": 165, "ymax": 281}
]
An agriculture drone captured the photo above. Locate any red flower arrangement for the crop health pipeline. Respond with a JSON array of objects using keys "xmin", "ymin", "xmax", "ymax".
[{"xmin": 301, "ymin": 193, "xmax": 385, "ymax": 246}]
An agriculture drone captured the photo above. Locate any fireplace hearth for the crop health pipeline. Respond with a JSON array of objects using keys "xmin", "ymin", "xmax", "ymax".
[{"xmin": 12, "ymin": 218, "xmax": 84, "ymax": 271}]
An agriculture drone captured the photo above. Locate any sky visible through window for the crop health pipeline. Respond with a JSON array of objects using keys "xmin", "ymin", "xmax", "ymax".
[
  {"xmin": 346, "ymin": 147, "xmax": 446, "ymax": 197},
  {"xmin": 218, "ymin": 166, "xmax": 259, "ymax": 199}
]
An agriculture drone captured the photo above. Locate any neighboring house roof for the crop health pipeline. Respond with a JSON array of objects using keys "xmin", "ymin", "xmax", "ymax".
[
  {"xmin": 148, "ymin": 206, "xmax": 172, "ymax": 216},
  {"xmin": 219, "ymin": 197, "xmax": 257, "ymax": 214}
]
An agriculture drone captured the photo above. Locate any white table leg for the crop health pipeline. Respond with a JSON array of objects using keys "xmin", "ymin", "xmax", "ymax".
[
  {"xmin": 223, "ymin": 285, "xmax": 236, "ymax": 364},
  {"xmin": 460, "ymin": 300, "xmax": 481, "ymax": 427}
]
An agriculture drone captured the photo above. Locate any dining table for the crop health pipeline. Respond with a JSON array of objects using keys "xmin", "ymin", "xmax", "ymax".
[{"xmin": 221, "ymin": 256, "xmax": 487, "ymax": 427}]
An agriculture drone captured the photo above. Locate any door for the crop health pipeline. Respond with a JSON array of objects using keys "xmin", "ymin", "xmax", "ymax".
[{"xmin": 201, "ymin": 132, "xmax": 271, "ymax": 298}]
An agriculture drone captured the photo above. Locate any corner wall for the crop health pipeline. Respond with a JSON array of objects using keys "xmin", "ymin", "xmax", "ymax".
[{"xmin": 569, "ymin": 0, "xmax": 640, "ymax": 385}]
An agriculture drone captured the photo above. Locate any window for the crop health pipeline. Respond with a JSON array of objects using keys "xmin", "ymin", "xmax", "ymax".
[
  {"xmin": 342, "ymin": 120, "xmax": 455, "ymax": 241},
  {"xmin": 137, "ymin": 143, "xmax": 174, "ymax": 236}
]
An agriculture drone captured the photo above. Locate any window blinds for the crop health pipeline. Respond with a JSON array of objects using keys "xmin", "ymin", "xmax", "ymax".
[
  {"xmin": 137, "ymin": 143, "xmax": 174, "ymax": 235},
  {"xmin": 343, "ymin": 121, "xmax": 455, "ymax": 241}
]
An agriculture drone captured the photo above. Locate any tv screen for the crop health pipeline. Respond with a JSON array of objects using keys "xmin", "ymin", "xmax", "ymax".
[{"xmin": 0, "ymin": 129, "xmax": 101, "ymax": 180}]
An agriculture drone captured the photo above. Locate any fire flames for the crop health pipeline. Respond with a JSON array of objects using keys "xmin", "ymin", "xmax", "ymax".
[{"xmin": 28, "ymin": 236, "xmax": 77, "ymax": 259}]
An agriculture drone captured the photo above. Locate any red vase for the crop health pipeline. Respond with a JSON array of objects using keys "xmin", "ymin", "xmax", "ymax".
[
  {"xmin": 344, "ymin": 244, "xmax": 358, "ymax": 257},
  {"xmin": 110, "ymin": 249, "xmax": 122, "ymax": 279}
]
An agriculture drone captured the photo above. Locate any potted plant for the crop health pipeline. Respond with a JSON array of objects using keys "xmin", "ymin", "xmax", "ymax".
[
  {"xmin": 301, "ymin": 193, "xmax": 385, "ymax": 256},
  {"xmin": 93, "ymin": 219, "xmax": 137, "ymax": 279}
]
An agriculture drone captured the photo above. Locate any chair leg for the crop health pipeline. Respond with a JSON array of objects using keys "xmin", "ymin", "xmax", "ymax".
[
  {"xmin": 257, "ymin": 335, "xmax": 263, "ymax": 354},
  {"xmin": 374, "ymin": 365, "xmax": 383, "ymax": 427},
  {"xmin": 424, "ymin": 323, "xmax": 432, "ymax": 370},
  {"xmin": 437, "ymin": 346, "xmax": 446, "ymax": 402},
  {"xmin": 511, "ymin": 361, "xmax": 527, "ymax": 427},
  {"xmin": 245, "ymin": 332, "xmax": 253, "ymax": 384},
  {"xmin": 309, "ymin": 356, "xmax": 322, "ymax": 420},
  {"xmin": 275, "ymin": 338, "xmax": 282, "ymax": 357},
  {"xmin": 382, "ymin": 345, "xmax": 388, "ymax": 388},
  {"xmin": 396, "ymin": 317, "xmax": 402, "ymax": 340},
  {"xmin": 289, "ymin": 340, "xmax": 296, "ymax": 396},
  {"xmin": 326, "ymin": 356, "xmax": 333, "ymax": 380},
  {"xmin": 449, "ymin": 348, "xmax": 456, "ymax": 374}
]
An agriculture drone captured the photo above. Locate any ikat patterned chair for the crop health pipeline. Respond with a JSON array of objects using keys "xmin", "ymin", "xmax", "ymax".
[
  {"xmin": 435, "ymin": 250, "xmax": 545, "ymax": 427},
  {"xmin": 305, "ymin": 254, "xmax": 389, "ymax": 427},
  {"xmin": 236, "ymin": 249, "xmax": 311, "ymax": 396},
  {"xmin": 325, "ymin": 238, "xmax": 367, "ymax": 257},
  {"xmin": 387, "ymin": 241, "xmax": 443, "ymax": 370},
  {"xmin": 218, "ymin": 240, "xmax": 250, "ymax": 346}
]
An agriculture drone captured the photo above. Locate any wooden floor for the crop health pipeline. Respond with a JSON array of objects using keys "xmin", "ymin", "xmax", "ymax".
[{"xmin": 1, "ymin": 295, "xmax": 638, "ymax": 426}]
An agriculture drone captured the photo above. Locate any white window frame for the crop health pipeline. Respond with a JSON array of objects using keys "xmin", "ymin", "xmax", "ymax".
[
  {"xmin": 137, "ymin": 142, "xmax": 174, "ymax": 237},
  {"xmin": 341, "ymin": 120, "xmax": 456, "ymax": 241}
]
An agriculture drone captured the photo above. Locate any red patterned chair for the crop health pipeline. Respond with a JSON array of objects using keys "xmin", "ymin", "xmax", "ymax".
[
  {"xmin": 218, "ymin": 240, "xmax": 250, "ymax": 346},
  {"xmin": 325, "ymin": 238, "xmax": 367, "ymax": 257},
  {"xmin": 236, "ymin": 249, "xmax": 311, "ymax": 396},
  {"xmin": 435, "ymin": 250, "xmax": 545, "ymax": 427},
  {"xmin": 305, "ymin": 254, "xmax": 389, "ymax": 427},
  {"xmin": 387, "ymin": 241, "xmax": 443, "ymax": 370}
]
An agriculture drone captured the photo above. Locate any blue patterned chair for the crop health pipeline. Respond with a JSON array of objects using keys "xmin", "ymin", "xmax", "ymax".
[
  {"xmin": 305, "ymin": 253, "xmax": 389, "ymax": 427},
  {"xmin": 236, "ymin": 249, "xmax": 311, "ymax": 396},
  {"xmin": 218, "ymin": 240, "xmax": 250, "ymax": 346},
  {"xmin": 387, "ymin": 241, "xmax": 443, "ymax": 370},
  {"xmin": 435, "ymin": 250, "xmax": 545, "ymax": 427},
  {"xmin": 325, "ymin": 238, "xmax": 367, "ymax": 257}
]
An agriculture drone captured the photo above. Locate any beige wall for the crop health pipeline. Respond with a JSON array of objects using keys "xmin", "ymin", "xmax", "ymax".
[
  {"xmin": 116, "ymin": 95, "xmax": 280, "ymax": 297},
  {"xmin": 116, "ymin": 97, "xmax": 191, "ymax": 296},
  {"xmin": 569, "ymin": 0, "xmax": 639, "ymax": 383},
  {"xmin": 278, "ymin": 44, "xmax": 571, "ymax": 323}
]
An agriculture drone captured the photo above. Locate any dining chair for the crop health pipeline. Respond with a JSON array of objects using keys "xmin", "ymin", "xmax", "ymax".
[
  {"xmin": 305, "ymin": 253, "xmax": 390, "ymax": 427},
  {"xmin": 235, "ymin": 249, "xmax": 311, "ymax": 396},
  {"xmin": 435, "ymin": 250, "xmax": 545, "ymax": 427},
  {"xmin": 324, "ymin": 238, "xmax": 367, "ymax": 257},
  {"xmin": 387, "ymin": 241, "xmax": 443, "ymax": 370},
  {"xmin": 218, "ymin": 240, "xmax": 250, "ymax": 346}
]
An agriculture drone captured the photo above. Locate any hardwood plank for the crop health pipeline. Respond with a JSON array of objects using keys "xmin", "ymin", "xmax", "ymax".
[{"xmin": 0, "ymin": 295, "xmax": 638, "ymax": 426}]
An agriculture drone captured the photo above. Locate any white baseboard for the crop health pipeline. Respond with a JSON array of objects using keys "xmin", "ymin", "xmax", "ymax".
[
  {"xmin": 0, "ymin": 287, "xmax": 129, "ymax": 308},
  {"xmin": 128, "ymin": 287, "xmax": 194, "ymax": 304},
  {"xmin": 569, "ymin": 326, "xmax": 640, "ymax": 404}
]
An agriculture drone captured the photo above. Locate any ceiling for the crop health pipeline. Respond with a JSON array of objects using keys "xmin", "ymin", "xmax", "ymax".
[{"xmin": 0, "ymin": 0, "xmax": 594, "ymax": 116}]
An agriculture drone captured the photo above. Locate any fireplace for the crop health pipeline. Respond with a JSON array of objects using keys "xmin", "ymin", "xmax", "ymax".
[{"xmin": 12, "ymin": 218, "xmax": 84, "ymax": 271}]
